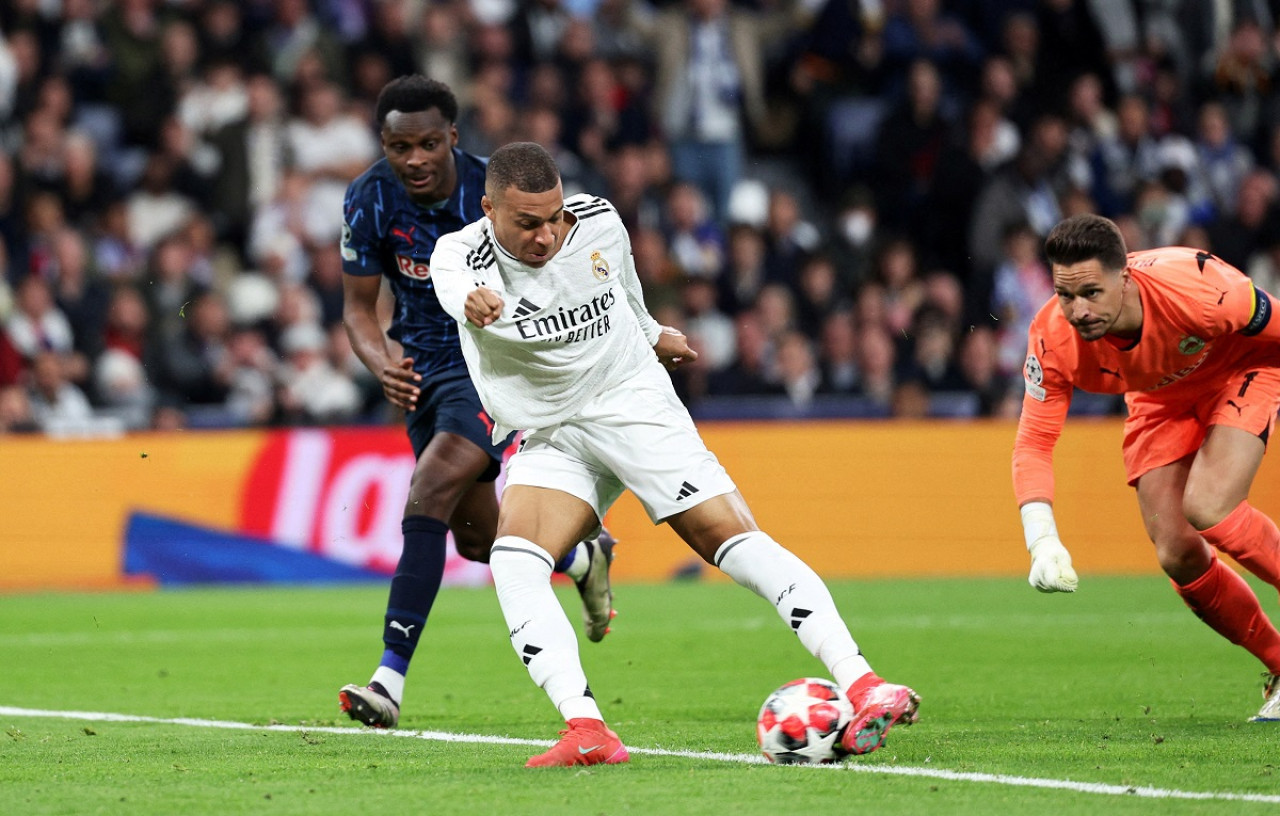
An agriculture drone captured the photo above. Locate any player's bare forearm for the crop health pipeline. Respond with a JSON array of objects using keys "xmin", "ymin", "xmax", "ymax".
[
  {"xmin": 654, "ymin": 325, "xmax": 698, "ymax": 370},
  {"xmin": 343, "ymin": 273, "xmax": 420, "ymax": 410}
]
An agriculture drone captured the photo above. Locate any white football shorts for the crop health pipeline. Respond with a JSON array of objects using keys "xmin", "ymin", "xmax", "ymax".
[{"xmin": 503, "ymin": 364, "xmax": 737, "ymax": 525}]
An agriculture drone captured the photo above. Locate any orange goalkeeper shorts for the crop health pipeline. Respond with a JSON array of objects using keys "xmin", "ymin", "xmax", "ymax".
[{"xmin": 1122, "ymin": 365, "xmax": 1280, "ymax": 485}]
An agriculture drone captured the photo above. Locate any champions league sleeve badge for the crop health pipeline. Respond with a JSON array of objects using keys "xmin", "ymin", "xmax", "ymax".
[{"xmin": 1024, "ymin": 353, "xmax": 1046, "ymax": 401}]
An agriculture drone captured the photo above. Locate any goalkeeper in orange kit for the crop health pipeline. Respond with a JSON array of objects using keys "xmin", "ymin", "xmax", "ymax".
[{"xmin": 1013, "ymin": 213, "xmax": 1280, "ymax": 722}]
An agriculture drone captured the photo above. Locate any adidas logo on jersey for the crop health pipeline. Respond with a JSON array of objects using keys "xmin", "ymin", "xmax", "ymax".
[
  {"xmin": 512, "ymin": 298, "xmax": 541, "ymax": 318},
  {"xmin": 675, "ymin": 481, "xmax": 699, "ymax": 500}
]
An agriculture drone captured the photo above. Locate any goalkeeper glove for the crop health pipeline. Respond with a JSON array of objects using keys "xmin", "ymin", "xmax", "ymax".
[{"xmin": 1020, "ymin": 501, "xmax": 1078, "ymax": 593}]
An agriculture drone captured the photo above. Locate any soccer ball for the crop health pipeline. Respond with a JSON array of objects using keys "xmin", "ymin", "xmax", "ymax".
[{"xmin": 756, "ymin": 677, "xmax": 854, "ymax": 764}]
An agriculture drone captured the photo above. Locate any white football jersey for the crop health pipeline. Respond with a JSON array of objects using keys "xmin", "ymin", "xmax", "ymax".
[{"xmin": 432, "ymin": 194, "xmax": 664, "ymax": 440}]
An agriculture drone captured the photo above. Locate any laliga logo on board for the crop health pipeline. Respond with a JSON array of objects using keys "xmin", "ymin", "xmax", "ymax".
[{"xmin": 239, "ymin": 429, "xmax": 504, "ymax": 584}]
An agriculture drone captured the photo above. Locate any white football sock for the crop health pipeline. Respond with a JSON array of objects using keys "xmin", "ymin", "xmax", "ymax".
[
  {"xmin": 715, "ymin": 531, "xmax": 873, "ymax": 690},
  {"xmin": 370, "ymin": 666, "xmax": 405, "ymax": 705},
  {"xmin": 490, "ymin": 536, "xmax": 603, "ymax": 722}
]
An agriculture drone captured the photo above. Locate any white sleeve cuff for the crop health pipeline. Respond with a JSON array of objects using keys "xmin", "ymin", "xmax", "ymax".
[{"xmin": 1020, "ymin": 501, "xmax": 1059, "ymax": 551}]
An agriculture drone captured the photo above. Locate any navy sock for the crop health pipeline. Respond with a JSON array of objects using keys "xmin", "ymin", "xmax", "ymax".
[{"xmin": 380, "ymin": 515, "xmax": 449, "ymax": 673}]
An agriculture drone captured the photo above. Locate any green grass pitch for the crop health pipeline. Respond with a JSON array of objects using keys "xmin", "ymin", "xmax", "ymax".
[{"xmin": 3, "ymin": 575, "xmax": 1278, "ymax": 815}]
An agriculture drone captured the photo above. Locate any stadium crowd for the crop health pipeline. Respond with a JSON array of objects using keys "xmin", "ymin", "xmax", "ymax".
[{"xmin": 1, "ymin": 0, "xmax": 1279, "ymax": 434}]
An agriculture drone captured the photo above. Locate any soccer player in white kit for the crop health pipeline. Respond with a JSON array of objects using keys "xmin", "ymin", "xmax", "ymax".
[{"xmin": 431, "ymin": 142, "xmax": 920, "ymax": 767}]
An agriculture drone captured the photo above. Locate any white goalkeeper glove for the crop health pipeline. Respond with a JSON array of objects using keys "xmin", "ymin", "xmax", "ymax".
[{"xmin": 1021, "ymin": 501, "xmax": 1078, "ymax": 593}]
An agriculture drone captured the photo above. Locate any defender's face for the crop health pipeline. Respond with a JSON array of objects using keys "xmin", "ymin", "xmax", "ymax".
[
  {"xmin": 482, "ymin": 182, "xmax": 568, "ymax": 268},
  {"xmin": 381, "ymin": 108, "xmax": 458, "ymax": 204},
  {"xmin": 1052, "ymin": 259, "xmax": 1129, "ymax": 341}
]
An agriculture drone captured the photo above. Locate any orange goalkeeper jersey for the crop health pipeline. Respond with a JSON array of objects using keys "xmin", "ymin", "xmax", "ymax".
[{"xmin": 1013, "ymin": 246, "xmax": 1280, "ymax": 505}]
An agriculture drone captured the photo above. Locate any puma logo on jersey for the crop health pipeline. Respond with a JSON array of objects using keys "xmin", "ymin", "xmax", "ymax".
[{"xmin": 391, "ymin": 226, "xmax": 417, "ymax": 246}]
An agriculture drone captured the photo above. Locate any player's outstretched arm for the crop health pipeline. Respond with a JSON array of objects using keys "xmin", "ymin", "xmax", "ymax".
[
  {"xmin": 342, "ymin": 272, "xmax": 420, "ymax": 411},
  {"xmin": 1020, "ymin": 501, "xmax": 1078, "ymax": 593}
]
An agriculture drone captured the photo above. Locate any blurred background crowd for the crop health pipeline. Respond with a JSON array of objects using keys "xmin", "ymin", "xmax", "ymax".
[{"xmin": 2, "ymin": 0, "xmax": 1280, "ymax": 435}]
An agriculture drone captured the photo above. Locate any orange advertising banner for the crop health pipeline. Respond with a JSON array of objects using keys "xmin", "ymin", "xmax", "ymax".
[{"xmin": 4, "ymin": 419, "xmax": 1280, "ymax": 591}]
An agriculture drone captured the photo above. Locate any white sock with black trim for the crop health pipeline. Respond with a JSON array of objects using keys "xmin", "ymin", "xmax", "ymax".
[
  {"xmin": 490, "ymin": 535, "xmax": 603, "ymax": 722},
  {"xmin": 714, "ymin": 531, "xmax": 872, "ymax": 690}
]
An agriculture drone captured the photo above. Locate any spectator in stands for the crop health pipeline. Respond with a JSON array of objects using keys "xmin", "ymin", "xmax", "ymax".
[
  {"xmin": 872, "ymin": 58, "xmax": 951, "ymax": 237},
  {"xmin": 125, "ymin": 153, "xmax": 196, "ymax": 252},
  {"xmin": 1200, "ymin": 19, "xmax": 1275, "ymax": 151},
  {"xmin": 827, "ymin": 186, "xmax": 879, "ymax": 292},
  {"xmin": 883, "ymin": 0, "xmax": 982, "ymax": 84},
  {"xmin": 871, "ymin": 237, "xmax": 925, "ymax": 337},
  {"xmin": 793, "ymin": 253, "xmax": 847, "ymax": 340},
  {"xmin": 208, "ymin": 73, "xmax": 288, "ymax": 257},
  {"xmin": 94, "ymin": 345, "xmax": 154, "ymax": 430},
  {"xmin": 0, "ymin": 383, "xmax": 37, "ymax": 433},
  {"xmin": 717, "ymin": 222, "xmax": 770, "ymax": 316},
  {"xmin": 819, "ymin": 309, "xmax": 859, "ymax": 395},
  {"xmin": 1090, "ymin": 93, "xmax": 1163, "ymax": 217},
  {"xmin": 855, "ymin": 323, "xmax": 897, "ymax": 409},
  {"xmin": 49, "ymin": 227, "xmax": 109, "ymax": 366},
  {"xmin": 276, "ymin": 320, "xmax": 361, "ymax": 425},
  {"xmin": 253, "ymin": 0, "xmax": 348, "ymax": 88},
  {"xmin": 1031, "ymin": 0, "xmax": 1111, "ymax": 115},
  {"xmin": 1195, "ymin": 100, "xmax": 1256, "ymax": 219},
  {"xmin": 708, "ymin": 310, "xmax": 773, "ymax": 397},
  {"xmin": 26, "ymin": 349, "xmax": 94, "ymax": 432},
  {"xmin": 992, "ymin": 221, "xmax": 1053, "ymax": 379},
  {"xmin": 956, "ymin": 325, "xmax": 1013, "ymax": 418},
  {"xmin": 148, "ymin": 288, "xmax": 233, "ymax": 411},
  {"xmin": 5, "ymin": 275, "xmax": 74, "ymax": 361},
  {"xmin": 100, "ymin": 0, "xmax": 169, "ymax": 150},
  {"xmin": 284, "ymin": 80, "xmax": 378, "ymax": 244},
  {"xmin": 651, "ymin": 0, "xmax": 773, "ymax": 222},
  {"xmin": 762, "ymin": 188, "xmax": 820, "ymax": 286},
  {"xmin": 663, "ymin": 181, "xmax": 724, "ymax": 280},
  {"xmin": 681, "ymin": 275, "xmax": 736, "ymax": 376},
  {"xmin": 223, "ymin": 322, "xmax": 278, "ymax": 426},
  {"xmin": 1208, "ymin": 169, "xmax": 1280, "ymax": 270},
  {"xmin": 773, "ymin": 329, "xmax": 822, "ymax": 409},
  {"xmin": 897, "ymin": 305, "xmax": 966, "ymax": 395}
]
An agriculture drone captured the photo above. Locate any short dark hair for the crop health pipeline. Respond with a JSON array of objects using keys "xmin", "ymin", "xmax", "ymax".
[
  {"xmin": 1043, "ymin": 214, "xmax": 1128, "ymax": 271},
  {"xmin": 375, "ymin": 75, "xmax": 458, "ymax": 126},
  {"xmin": 485, "ymin": 142, "xmax": 560, "ymax": 197}
]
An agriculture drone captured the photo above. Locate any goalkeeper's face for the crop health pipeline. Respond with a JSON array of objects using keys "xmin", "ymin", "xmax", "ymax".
[{"xmin": 1052, "ymin": 259, "xmax": 1132, "ymax": 342}]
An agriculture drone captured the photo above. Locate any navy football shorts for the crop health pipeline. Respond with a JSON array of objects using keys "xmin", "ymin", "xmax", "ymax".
[{"xmin": 405, "ymin": 369, "xmax": 513, "ymax": 482}]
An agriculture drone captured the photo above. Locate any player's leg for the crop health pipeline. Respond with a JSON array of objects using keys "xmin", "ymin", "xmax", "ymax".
[
  {"xmin": 340, "ymin": 430, "xmax": 492, "ymax": 727},
  {"xmin": 1137, "ymin": 459, "xmax": 1280, "ymax": 677},
  {"xmin": 1185, "ymin": 418, "xmax": 1280, "ymax": 722},
  {"xmin": 489, "ymin": 484, "xmax": 628, "ymax": 767},
  {"xmin": 667, "ymin": 493, "xmax": 920, "ymax": 754},
  {"xmin": 448, "ymin": 453, "xmax": 618, "ymax": 642},
  {"xmin": 1186, "ymin": 406, "xmax": 1280, "ymax": 592}
]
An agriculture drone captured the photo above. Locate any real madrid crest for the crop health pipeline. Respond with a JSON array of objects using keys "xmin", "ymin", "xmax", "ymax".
[
  {"xmin": 1177, "ymin": 335, "xmax": 1205, "ymax": 355},
  {"xmin": 591, "ymin": 250, "xmax": 611, "ymax": 281}
]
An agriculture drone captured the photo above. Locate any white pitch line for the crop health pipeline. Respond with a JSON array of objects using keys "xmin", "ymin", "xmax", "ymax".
[{"xmin": 2, "ymin": 706, "xmax": 1278, "ymax": 804}]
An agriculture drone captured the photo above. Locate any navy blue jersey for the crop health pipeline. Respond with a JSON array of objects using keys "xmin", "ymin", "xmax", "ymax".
[{"xmin": 340, "ymin": 149, "xmax": 488, "ymax": 378}]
